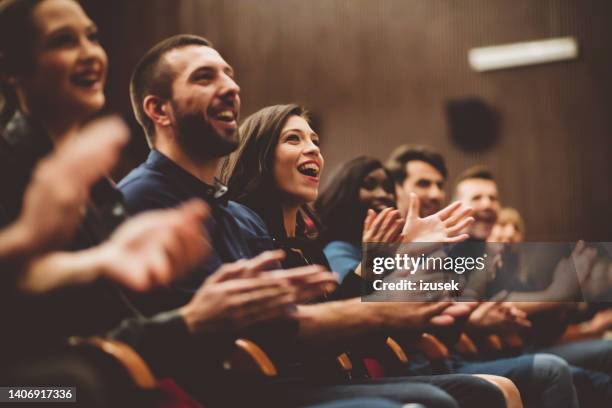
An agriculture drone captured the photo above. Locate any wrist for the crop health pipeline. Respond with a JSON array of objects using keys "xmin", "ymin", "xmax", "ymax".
[
  {"xmin": 0, "ymin": 221, "xmax": 37, "ymax": 261},
  {"xmin": 85, "ymin": 243, "xmax": 117, "ymax": 284},
  {"xmin": 579, "ymin": 321, "xmax": 597, "ymax": 335},
  {"xmin": 179, "ymin": 303, "xmax": 202, "ymax": 336},
  {"xmin": 365, "ymin": 302, "xmax": 396, "ymax": 331}
]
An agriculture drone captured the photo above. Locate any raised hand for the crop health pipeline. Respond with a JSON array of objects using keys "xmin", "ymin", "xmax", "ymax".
[
  {"xmin": 12, "ymin": 115, "xmax": 129, "ymax": 255},
  {"xmin": 362, "ymin": 207, "xmax": 404, "ymax": 243},
  {"xmin": 401, "ymin": 193, "xmax": 474, "ymax": 243}
]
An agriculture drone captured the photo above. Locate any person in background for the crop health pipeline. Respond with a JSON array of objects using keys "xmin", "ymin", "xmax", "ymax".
[
  {"xmin": 488, "ymin": 207, "xmax": 525, "ymax": 244},
  {"xmin": 386, "ymin": 144, "xmax": 447, "ymax": 219}
]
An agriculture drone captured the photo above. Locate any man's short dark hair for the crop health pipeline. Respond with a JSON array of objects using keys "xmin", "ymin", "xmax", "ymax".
[
  {"xmin": 385, "ymin": 144, "xmax": 448, "ymax": 184},
  {"xmin": 130, "ymin": 34, "xmax": 213, "ymax": 145},
  {"xmin": 455, "ymin": 165, "xmax": 495, "ymax": 185}
]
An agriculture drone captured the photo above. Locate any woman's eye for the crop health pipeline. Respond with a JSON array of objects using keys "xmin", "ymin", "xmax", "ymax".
[
  {"xmin": 285, "ymin": 134, "xmax": 300, "ymax": 142},
  {"xmin": 48, "ymin": 33, "xmax": 77, "ymax": 48},
  {"xmin": 312, "ymin": 138, "xmax": 320, "ymax": 147},
  {"xmin": 361, "ymin": 178, "xmax": 377, "ymax": 191}
]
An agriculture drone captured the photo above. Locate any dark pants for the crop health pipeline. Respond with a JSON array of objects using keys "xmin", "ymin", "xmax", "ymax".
[
  {"xmin": 310, "ymin": 399, "xmax": 421, "ymax": 408},
  {"xmin": 454, "ymin": 353, "xmax": 578, "ymax": 408},
  {"xmin": 533, "ymin": 339, "xmax": 612, "ymax": 407},
  {"xmin": 209, "ymin": 373, "xmax": 506, "ymax": 408},
  {"xmin": 534, "ymin": 339, "xmax": 612, "ymax": 374}
]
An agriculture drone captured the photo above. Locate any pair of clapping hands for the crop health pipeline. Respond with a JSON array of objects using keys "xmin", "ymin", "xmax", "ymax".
[{"xmin": 362, "ymin": 193, "xmax": 474, "ymax": 245}]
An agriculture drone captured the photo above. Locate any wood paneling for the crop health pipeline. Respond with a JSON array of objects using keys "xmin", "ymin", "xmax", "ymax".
[{"xmin": 84, "ymin": 0, "xmax": 612, "ymax": 241}]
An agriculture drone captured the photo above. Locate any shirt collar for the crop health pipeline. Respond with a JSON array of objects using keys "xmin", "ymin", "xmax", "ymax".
[{"xmin": 146, "ymin": 149, "xmax": 229, "ymax": 203}]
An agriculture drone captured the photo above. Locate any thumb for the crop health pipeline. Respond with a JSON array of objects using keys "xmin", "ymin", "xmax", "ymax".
[
  {"xmin": 363, "ymin": 209, "xmax": 376, "ymax": 233},
  {"xmin": 408, "ymin": 193, "xmax": 420, "ymax": 219}
]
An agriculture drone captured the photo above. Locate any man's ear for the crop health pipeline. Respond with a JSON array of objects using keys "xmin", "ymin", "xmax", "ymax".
[{"xmin": 143, "ymin": 95, "xmax": 172, "ymax": 128}]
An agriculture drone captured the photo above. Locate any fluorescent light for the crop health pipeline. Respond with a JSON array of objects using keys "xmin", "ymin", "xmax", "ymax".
[{"xmin": 468, "ymin": 37, "xmax": 578, "ymax": 72}]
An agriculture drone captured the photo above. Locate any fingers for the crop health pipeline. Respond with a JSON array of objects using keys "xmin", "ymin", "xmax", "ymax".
[
  {"xmin": 422, "ymin": 300, "xmax": 453, "ymax": 319},
  {"xmin": 269, "ymin": 264, "xmax": 329, "ymax": 281},
  {"xmin": 444, "ymin": 233, "xmax": 470, "ymax": 244},
  {"xmin": 363, "ymin": 209, "xmax": 376, "ymax": 234},
  {"xmin": 379, "ymin": 209, "xmax": 400, "ymax": 233},
  {"xmin": 266, "ymin": 265, "xmax": 337, "ymax": 302},
  {"xmin": 292, "ymin": 275, "xmax": 338, "ymax": 302},
  {"xmin": 430, "ymin": 314, "xmax": 455, "ymax": 326},
  {"xmin": 445, "ymin": 216, "xmax": 475, "ymax": 237},
  {"xmin": 243, "ymin": 250, "xmax": 287, "ymax": 276},
  {"xmin": 476, "ymin": 299, "xmax": 504, "ymax": 316},
  {"xmin": 435, "ymin": 201, "xmax": 463, "ymax": 221},
  {"xmin": 407, "ymin": 193, "xmax": 420, "ymax": 220},
  {"xmin": 443, "ymin": 205, "xmax": 473, "ymax": 228},
  {"xmin": 383, "ymin": 217, "xmax": 404, "ymax": 243},
  {"xmin": 366, "ymin": 207, "xmax": 394, "ymax": 241},
  {"xmin": 442, "ymin": 303, "xmax": 472, "ymax": 318},
  {"xmin": 207, "ymin": 250, "xmax": 286, "ymax": 284},
  {"xmin": 207, "ymin": 259, "xmax": 249, "ymax": 284}
]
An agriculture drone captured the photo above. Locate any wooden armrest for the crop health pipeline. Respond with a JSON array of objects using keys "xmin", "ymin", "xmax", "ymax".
[
  {"xmin": 502, "ymin": 333, "xmax": 524, "ymax": 349},
  {"xmin": 386, "ymin": 337, "xmax": 409, "ymax": 364},
  {"xmin": 485, "ymin": 334, "xmax": 503, "ymax": 351},
  {"xmin": 474, "ymin": 374, "xmax": 523, "ymax": 408},
  {"xmin": 455, "ymin": 333, "xmax": 479, "ymax": 356},
  {"xmin": 414, "ymin": 333, "xmax": 449, "ymax": 360},
  {"xmin": 336, "ymin": 352, "xmax": 353, "ymax": 372},
  {"xmin": 68, "ymin": 336, "xmax": 157, "ymax": 389},
  {"xmin": 222, "ymin": 338, "xmax": 278, "ymax": 377}
]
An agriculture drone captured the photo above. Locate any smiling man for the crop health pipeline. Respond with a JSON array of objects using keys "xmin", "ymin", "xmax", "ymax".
[
  {"xmin": 452, "ymin": 166, "xmax": 500, "ymax": 240},
  {"xmin": 386, "ymin": 145, "xmax": 447, "ymax": 218}
]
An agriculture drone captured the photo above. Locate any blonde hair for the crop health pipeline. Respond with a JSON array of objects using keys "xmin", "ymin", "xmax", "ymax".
[{"xmin": 497, "ymin": 207, "xmax": 525, "ymax": 237}]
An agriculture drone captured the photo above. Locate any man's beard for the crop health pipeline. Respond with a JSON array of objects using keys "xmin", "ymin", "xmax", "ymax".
[{"xmin": 173, "ymin": 102, "xmax": 239, "ymax": 162}]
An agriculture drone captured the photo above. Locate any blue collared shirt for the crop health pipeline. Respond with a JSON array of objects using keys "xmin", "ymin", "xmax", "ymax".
[{"xmin": 118, "ymin": 150, "xmax": 276, "ymax": 307}]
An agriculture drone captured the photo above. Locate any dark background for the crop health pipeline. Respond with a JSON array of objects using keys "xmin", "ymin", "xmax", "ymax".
[{"xmin": 81, "ymin": 0, "xmax": 612, "ymax": 242}]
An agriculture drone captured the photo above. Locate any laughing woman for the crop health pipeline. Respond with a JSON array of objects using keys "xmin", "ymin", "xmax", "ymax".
[
  {"xmin": 224, "ymin": 104, "xmax": 331, "ymax": 269},
  {"xmin": 224, "ymin": 104, "xmax": 524, "ymax": 408}
]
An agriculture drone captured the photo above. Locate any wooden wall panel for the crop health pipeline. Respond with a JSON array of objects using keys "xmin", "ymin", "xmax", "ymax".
[{"xmin": 84, "ymin": 0, "xmax": 612, "ymax": 241}]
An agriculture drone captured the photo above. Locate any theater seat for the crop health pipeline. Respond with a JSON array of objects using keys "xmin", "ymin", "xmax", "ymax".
[
  {"xmin": 68, "ymin": 336, "xmax": 156, "ymax": 389},
  {"xmin": 455, "ymin": 333, "xmax": 479, "ymax": 356},
  {"xmin": 68, "ymin": 336, "xmax": 206, "ymax": 407},
  {"xmin": 222, "ymin": 338, "xmax": 278, "ymax": 377},
  {"xmin": 413, "ymin": 333, "xmax": 449, "ymax": 360},
  {"xmin": 474, "ymin": 374, "xmax": 523, "ymax": 408}
]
